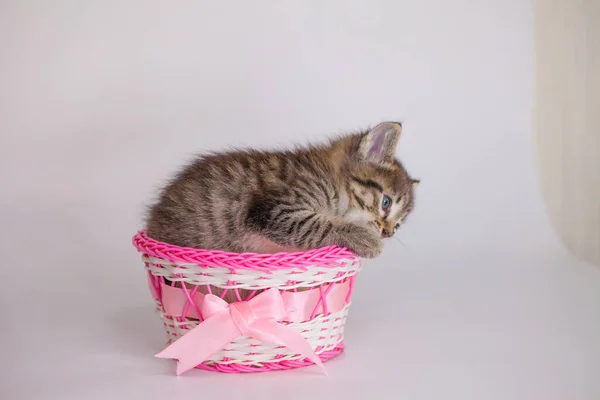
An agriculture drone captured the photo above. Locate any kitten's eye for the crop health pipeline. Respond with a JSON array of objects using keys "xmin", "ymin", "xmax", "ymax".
[{"xmin": 381, "ymin": 195, "xmax": 392, "ymax": 211}]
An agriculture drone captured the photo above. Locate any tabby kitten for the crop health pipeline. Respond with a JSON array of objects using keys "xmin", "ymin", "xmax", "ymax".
[{"xmin": 146, "ymin": 121, "xmax": 418, "ymax": 258}]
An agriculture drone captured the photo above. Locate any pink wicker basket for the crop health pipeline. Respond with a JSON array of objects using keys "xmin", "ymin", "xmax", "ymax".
[{"xmin": 132, "ymin": 231, "xmax": 362, "ymax": 374}]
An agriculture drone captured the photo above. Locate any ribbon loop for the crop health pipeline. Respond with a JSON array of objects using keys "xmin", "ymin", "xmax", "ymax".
[{"xmin": 155, "ymin": 288, "xmax": 326, "ymax": 375}]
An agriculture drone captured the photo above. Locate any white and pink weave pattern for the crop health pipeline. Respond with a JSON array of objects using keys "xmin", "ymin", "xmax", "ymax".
[{"xmin": 133, "ymin": 231, "xmax": 362, "ymax": 374}]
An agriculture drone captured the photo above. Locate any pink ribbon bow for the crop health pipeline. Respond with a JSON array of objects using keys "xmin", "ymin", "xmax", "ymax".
[{"xmin": 155, "ymin": 288, "xmax": 326, "ymax": 375}]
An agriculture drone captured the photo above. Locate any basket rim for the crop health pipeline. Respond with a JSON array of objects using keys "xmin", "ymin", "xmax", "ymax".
[{"xmin": 133, "ymin": 230, "xmax": 358, "ymax": 271}]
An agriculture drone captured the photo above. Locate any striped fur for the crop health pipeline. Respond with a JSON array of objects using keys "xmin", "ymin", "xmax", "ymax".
[{"xmin": 146, "ymin": 122, "xmax": 417, "ymax": 259}]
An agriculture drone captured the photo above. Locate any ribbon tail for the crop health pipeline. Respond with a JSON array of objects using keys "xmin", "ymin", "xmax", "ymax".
[
  {"xmin": 156, "ymin": 310, "xmax": 239, "ymax": 375},
  {"xmin": 249, "ymin": 320, "xmax": 327, "ymax": 374}
]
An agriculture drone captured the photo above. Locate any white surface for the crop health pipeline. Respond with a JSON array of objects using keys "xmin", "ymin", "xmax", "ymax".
[
  {"xmin": 534, "ymin": 0, "xmax": 600, "ymax": 266},
  {"xmin": 1, "ymin": 1, "xmax": 600, "ymax": 399}
]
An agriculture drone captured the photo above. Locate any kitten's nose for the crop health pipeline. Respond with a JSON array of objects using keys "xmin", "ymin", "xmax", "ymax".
[{"xmin": 381, "ymin": 229, "xmax": 392, "ymax": 238}]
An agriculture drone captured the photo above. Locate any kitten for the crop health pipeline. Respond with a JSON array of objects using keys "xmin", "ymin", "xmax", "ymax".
[{"xmin": 146, "ymin": 121, "xmax": 418, "ymax": 260}]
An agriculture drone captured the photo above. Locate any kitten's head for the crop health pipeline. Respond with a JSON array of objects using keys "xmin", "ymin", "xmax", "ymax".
[{"xmin": 345, "ymin": 122, "xmax": 419, "ymax": 238}]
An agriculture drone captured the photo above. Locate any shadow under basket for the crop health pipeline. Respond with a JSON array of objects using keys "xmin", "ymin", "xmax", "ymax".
[{"xmin": 132, "ymin": 231, "xmax": 362, "ymax": 374}]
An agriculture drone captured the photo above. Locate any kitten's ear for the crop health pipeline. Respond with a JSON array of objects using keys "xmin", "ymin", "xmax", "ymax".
[{"xmin": 358, "ymin": 122, "xmax": 402, "ymax": 164}]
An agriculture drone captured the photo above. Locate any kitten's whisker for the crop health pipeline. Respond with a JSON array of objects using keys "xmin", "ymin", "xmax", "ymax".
[{"xmin": 392, "ymin": 235, "xmax": 413, "ymax": 253}]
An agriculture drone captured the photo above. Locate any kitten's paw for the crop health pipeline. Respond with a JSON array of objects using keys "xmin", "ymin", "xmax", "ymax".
[{"xmin": 335, "ymin": 224, "xmax": 383, "ymax": 258}]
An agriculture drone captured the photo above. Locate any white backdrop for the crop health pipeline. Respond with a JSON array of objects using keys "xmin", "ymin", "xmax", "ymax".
[{"xmin": 2, "ymin": 1, "xmax": 599, "ymax": 399}]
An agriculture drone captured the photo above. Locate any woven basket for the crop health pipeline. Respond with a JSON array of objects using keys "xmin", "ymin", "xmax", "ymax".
[{"xmin": 132, "ymin": 231, "xmax": 362, "ymax": 373}]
